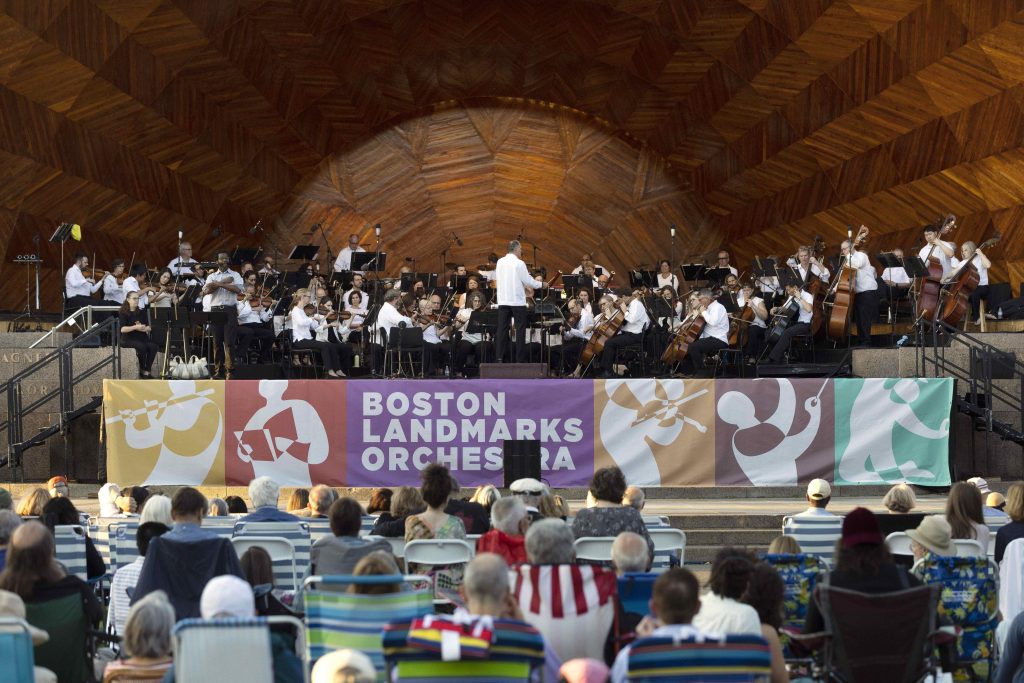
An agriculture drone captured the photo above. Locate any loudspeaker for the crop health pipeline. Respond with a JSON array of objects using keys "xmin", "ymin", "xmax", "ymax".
[
  {"xmin": 231, "ymin": 363, "xmax": 286, "ymax": 380},
  {"xmin": 503, "ymin": 439, "xmax": 541, "ymax": 488},
  {"xmin": 479, "ymin": 363, "xmax": 547, "ymax": 379},
  {"xmin": 971, "ymin": 350, "xmax": 1016, "ymax": 379}
]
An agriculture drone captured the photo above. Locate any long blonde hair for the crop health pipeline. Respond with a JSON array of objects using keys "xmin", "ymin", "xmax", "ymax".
[{"xmin": 289, "ymin": 288, "xmax": 310, "ymax": 313}]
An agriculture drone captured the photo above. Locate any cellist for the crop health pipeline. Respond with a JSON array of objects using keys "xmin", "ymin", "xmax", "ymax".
[
  {"xmin": 951, "ymin": 241, "xmax": 991, "ymax": 325},
  {"xmin": 918, "ymin": 224, "xmax": 956, "ymax": 280},
  {"xmin": 737, "ymin": 282, "xmax": 769, "ymax": 363},
  {"xmin": 841, "ymin": 236, "xmax": 879, "ymax": 348},
  {"xmin": 676, "ymin": 288, "xmax": 729, "ymax": 379},
  {"xmin": 596, "ymin": 289, "xmax": 650, "ymax": 378},
  {"xmin": 766, "ymin": 283, "xmax": 814, "ymax": 364}
]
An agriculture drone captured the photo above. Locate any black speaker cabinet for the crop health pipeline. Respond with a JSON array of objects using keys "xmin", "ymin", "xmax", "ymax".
[{"xmin": 503, "ymin": 439, "xmax": 541, "ymax": 488}]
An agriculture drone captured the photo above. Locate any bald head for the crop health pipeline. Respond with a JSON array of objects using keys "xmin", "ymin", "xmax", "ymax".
[
  {"xmin": 12, "ymin": 519, "xmax": 50, "ymax": 549},
  {"xmin": 622, "ymin": 485, "xmax": 645, "ymax": 510},
  {"xmin": 464, "ymin": 553, "xmax": 511, "ymax": 616},
  {"xmin": 611, "ymin": 531, "xmax": 650, "ymax": 575}
]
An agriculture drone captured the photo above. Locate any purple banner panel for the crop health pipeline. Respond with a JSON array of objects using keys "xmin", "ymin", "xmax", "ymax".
[{"xmin": 345, "ymin": 380, "xmax": 595, "ymax": 487}]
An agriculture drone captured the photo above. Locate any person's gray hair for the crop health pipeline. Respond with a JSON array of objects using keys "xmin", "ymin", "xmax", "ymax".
[
  {"xmin": 883, "ymin": 483, "xmax": 917, "ymax": 513},
  {"xmin": 140, "ymin": 495, "xmax": 172, "ymax": 526},
  {"xmin": 384, "ymin": 288, "xmax": 401, "ymax": 303},
  {"xmin": 207, "ymin": 497, "xmax": 229, "ymax": 517},
  {"xmin": 123, "ymin": 590, "xmax": 175, "ymax": 659},
  {"xmin": 612, "ymin": 531, "xmax": 650, "ymax": 574},
  {"xmin": 507, "ymin": 240, "xmax": 520, "ymax": 253},
  {"xmin": 464, "ymin": 553, "xmax": 511, "ymax": 604},
  {"xmin": 0, "ymin": 510, "xmax": 22, "ymax": 545},
  {"xmin": 491, "ymin": 496, "xmax": 528, "ymax": 535},
  {"xmin": 309, "ymin": 485, "xmax": 335, "ymax": 514},
  {"xmin": 622, "ymin": 485, "xmax": 645, "ymax": 510},
  {"xmin": 249, "ymin": 476, "xmax": 280, "ymax": 509},
  {"xmin": 525, "ymin": 518, "xmax": 575, "ymax": 564}
]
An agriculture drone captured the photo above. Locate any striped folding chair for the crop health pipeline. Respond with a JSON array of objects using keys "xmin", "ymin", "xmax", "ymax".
[
  {"xmin": 173, "ymin": 616, "xmax": 306, "ymax": 683},
  {"xmin": 782, "ymin": 515, "xmax": 844, "ymax": 567},
  {"xmin": 307, "ymin": 518, "xmax": 333, "ymax": 544},
  {"xmin": 109, "ymin": 522, "xmax": 141, "ymax": 573},
  {"xmin": 233, "ymin": 521, "xmax": 311, "ymax": 591},
  {"xmin": 383, "ymin": 615, "xmax": 546, "ymax": 682},
  {"xmin": 232, "ymin": 536, "xmax": 298, "ymax": 590},
  {"xmin": 648, "ymin": 528, "xmax": 686, "ymax": 571},
  {"xmin": 625, "ymin": 632, "xmax": 772, "ymax": 682},
  {"xmin": 360, "ymin": 515, "xmax": 377, "ymax": 535},
  {"xmin": 53, "ymin": 524, "xmax": 88, "ymax": 580},
  {"xmin": 642, "ymin": 516, "xmax": 670, "ymax": 528},
  {"xmin": 302, "ymin": 575, "xmax": 433, "ymax": 680}
]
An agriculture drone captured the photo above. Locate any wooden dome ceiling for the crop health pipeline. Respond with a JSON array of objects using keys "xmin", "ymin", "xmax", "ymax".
[{"xmin": 2, "ymin": 0, "xmax": 1023, "ymax": 311}]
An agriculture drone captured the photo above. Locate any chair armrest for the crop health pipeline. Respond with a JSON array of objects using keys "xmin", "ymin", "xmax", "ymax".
[
  {"xmin": 785, "ymin": 629, "xmax": 829, "ymax": 656},
  {"xmin": 929, "ymin": 626, "xmax": 961, "ymax": 647},
  {"xmin": 90, "ymin": 629, "xmax": 122, "ymax": 646}
]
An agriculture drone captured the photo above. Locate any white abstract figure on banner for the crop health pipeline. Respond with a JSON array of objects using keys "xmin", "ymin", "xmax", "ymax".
[
  {"xmin": 717, "ymin": 378, "xmax": 823, "ymax": 485},
  {"xmin": 106, "ymin": 380, "xmax": 221, "ymax": 484},
  {"xmin": 599, "ymin": 379, "xmax": 708, "ymax": 485},
  {"xmin": 233, "ymin": 380, "xmax": 329, "ymax": 486},
  {"xmin": 838, "ymin": 378, "xmax": 946, "ymax": 483}
]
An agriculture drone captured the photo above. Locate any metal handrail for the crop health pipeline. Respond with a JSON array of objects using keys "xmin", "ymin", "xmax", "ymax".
[{"xmin": 30, "ymin": 305, "xmax": 122, "ymax": 349}]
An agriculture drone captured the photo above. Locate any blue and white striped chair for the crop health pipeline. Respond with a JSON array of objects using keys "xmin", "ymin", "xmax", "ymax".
[
  {"xmin": 306, "ymin": 518, "xmax": 333, "ymax": 545},
  {"xmin": 53, "ymin": 525, "xmax": 88, "ymax": 580},
  {"xmin": 232, "ymin": 521, "xmax": 311, "ymax": 592},
  {"xmin": 108, "ymin": 522, "xmax": 141, "ymax": 572},
  {"xmin": 782, "ymin": 515, "xmax": 844, "ymax": 567}
]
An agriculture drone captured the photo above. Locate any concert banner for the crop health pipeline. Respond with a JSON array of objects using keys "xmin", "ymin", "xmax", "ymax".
[{"xmin": 103, "ymin": 378, "xmax": 953, "ymax": 487}]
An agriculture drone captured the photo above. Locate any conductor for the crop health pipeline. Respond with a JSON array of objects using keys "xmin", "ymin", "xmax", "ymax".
[{"xmin": 495, "ymin": 240, "xmax": 541, "ymax": 362}]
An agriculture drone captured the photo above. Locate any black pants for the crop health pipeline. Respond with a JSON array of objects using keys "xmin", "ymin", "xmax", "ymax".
[
  {"xmin": 969, "ymin": 284, "xmax": 990, "ymax": 320},
  {"xmin": 679, "ymin": 337, "xmax": 727, "ymax": 376},
  {"xmin": 210, "ymin": 305, "xmax": 239, "ymax": 369},
  {"xmin": 854, "ymin": 289, "xmax": 879, "ymax": 346},
  {"xmin": 122, "ymin": 333, "xmax": 159, "ymax": 374},
  {"xmin": 237, "ymin": 323, "xmax": 275, "ymax": 362},
  {"xmin": 600, "ymin": 332, "xmax": 641, "ymax": 372},
  {"xmin": 423, "ymin": 341, "xmax": 451, "ymax": 376},
  {"xmin": 293, "ymin": 338, "xmax": 342, "ymax": 371},
  {"xmin": 744, "ymin": 325, "xmax": 766, "ymax": 359},
  {"xmin": 553, "ymin": 339, "xmax": 585, "ymax": 374},
  {"xmin": 496, "ymin": 305, "xmax": 528, "ymax": 362},
  {"xmin": 768, "ymin": 322, "xmax": 811, "ymax": 364},
  {"xmin": 452, "ymin": 340, "xmax": 492, "ymax": 376}
]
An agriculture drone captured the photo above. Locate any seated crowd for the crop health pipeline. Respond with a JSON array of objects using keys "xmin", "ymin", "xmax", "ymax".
[{"xmin": 0, "ymin": 469, "xmax": 1023, "ymax": 683}]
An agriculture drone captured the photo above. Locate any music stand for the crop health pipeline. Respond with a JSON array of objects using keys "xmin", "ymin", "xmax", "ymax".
[
  {"xmin": 351, "ymin": 251, "xmax": 385, "ymax": 272},
  {"xmin": 629, "ymin": 270, "xmax": 658, "ymax": 289},
  {"xmin": 561, "ymin": 273, "xmax": 585, "ymax": 295},
  {"xmin": 680, "ymin": 264, "xmax": 706, "ymax": 282},
  {"xmin": 451, "ymin": 275, "xmax": 469, "ymax": 294},
  {"xmin": 704, "ymin": 266, "xmax": 732, "ymax": 284},
  {"xmin": 776, "ymin": 268, "xmax": 802, "ymax": 290},
  {"xmin": 232, "ymin": 247, "xmax": 262, "ymax": 267},
  {"xmin": 289, "ymin": 245, "xmax": 319, "ymax": 261},
  {"xmin": 902, "ymin": 255, "xmax": 930, "ymax": 279},
  {"xmin": 467, "ymin": 309, "xmax": 499, "ymax": 364}
]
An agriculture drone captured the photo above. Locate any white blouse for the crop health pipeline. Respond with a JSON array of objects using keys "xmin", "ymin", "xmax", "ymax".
[{"xmin": 290, "ymin": 306, "xmax": 320, "ymax": 342}]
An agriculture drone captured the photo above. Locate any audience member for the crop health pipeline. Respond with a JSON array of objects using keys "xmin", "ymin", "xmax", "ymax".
[
  {"xmin": 741, "ymin": 563, "xmax": 789, "ymax": 683},
  {"xmin": 538, "ymin": 490, "xmax": 569, "ymax": 520},
  {"xmin": 462, "ymin": 553, "xmax": 561, "ymax": 682},
  {"xmin": 297, "ymin": 485, "xmax": 335, "ymax": 518},
  {"xmin": 611, "ymin": 531, "xmax": 650, "ymax": 575},
  {"xmin": 469, "ymin": 484, "xmax": 501, "ymax": 514},
  {"xmin": 371, "ymin": 486, "xmax": 424, "ymax": 537},
  {"xmin": 693, "ymin": 547, "xmax": 761, "ymax": 635},
  {"xmin": 875, "ymin": 483, "xmax": 928, "ymax": 537},
  {"xmin": 766, "ymin": 535, "xmax": 800, "ymax": 554},
  {"xmin": 525, "ymin": 518, "xmax": 576, "ymax": 565},
  {"xmin": 559, "ymin": 659, "xmax": 610, "ymax": 683},
  {"xmin": 122, "ymin": 486, "xmax": 151, "ymax": 514},
  {"xmin": 207, "ymin": 497, "xmax": 229, "ymax": 517},
  {"xmin": 796, "ymin": 479, "xmax": 834, "ymax": 517},
  {"xmin": 311, "ymin": 649, "xmax": 376, "ymax": 683},
  {"xmin": 40, "ymin": 496, "xmax": 105, "ymax": 579},
  {"xmin": 349, "ymin": 551, "xmax": 403, "ymax": 595},
  {"xmin": 103, "ymin": 590, "xmax": 174, "ymax": 680},
  {"xmin": 988, "ymin": 492, "xmax": 1007, "ymax": 513},
  {"xmin": 133, "ymin": 487, "xmax": 244, "ymax": 618},
  {"xmin": 622, "ymin": 486, "xmax": 645, "ymax": 511},
  {"xmin": 309, "ymin": 498, "xmax": 391, "ymax": 578},
  {"xmin": 995, "ymin": 610, "xmax": 1024, "ymax": 683},
  {"xmin": 0, "ymin": 510, "xmax": 22, "ymax": 571},
  {"xmin": 968, "ymin": 477, "xmax": 1008, "ymax": 520},
  {"xmin": 240, "ymin": 546, "xmax": 298, "ymax": 618},
  {"xmin": 995, "ymin": 484, "xmax": 1024, "ymax": 564},
  {"xmin": 0, "ymin": 487, "xmax": 11, "ymax": 511},
  {"xmin": 406, "ymin": 465, "xmax": 466, "ymax": 584},
  {"xmin": 15, "ymin": 488, "xmax": 49, "ymax": 517},
  {"xmin": 140, "ymin": 495, "xmax": 172, "ymax": 526},
  {"xmin": 476, "ymin": 496, "xmax": 529, "ymax": 565},
  {"xmin": 552, "ymin": 495, "xmax": 571, "ymax": 519},
  {"xmin": 572, "ymin": 467, "xmax": 653, "ymax": 565},
  {"xmin": 243, "ymin": 477, "xmax": 300, "ymax": 522},
  {"xmin": 46, "ymin": 476, "xmax": 69, "ymax": 499},
  {"xmin": 225, "ymin": 495, "xmax": 248, "ymax": 514},
  {"xmin": 803, "ymin": 507, "xmax": 920, "ymax": 634},
  {"xmin": 366, "ymin": 488, "xmax": 393, "ymax": 515},
  {"xmin": 610, "ymin": 568, "xmax": 705, "ymax": 683},
  {"xmin": 98, "ymin": 483, "xmax": 122, "ymax": 517},
  {"xmin": 445, "ymin": 477, "xmax": 489, "ymax": 533},
  {"xmin": 906, "ymin": 515, "xmax": 954, "ymax": 563},
  {"xmin": 287, "ymin": 488, "xmax": 310, "ymax": 514},
  {"xmin": 108, "ymin": 522, "xmax": 170, "ymax": 636},
  {"xmin": 946, "ymin": 481, "xmax": 990, "ymax": 550},
  {"xmin": 510, "ymin": 478, "xmax": 546, "ymax": 519}
]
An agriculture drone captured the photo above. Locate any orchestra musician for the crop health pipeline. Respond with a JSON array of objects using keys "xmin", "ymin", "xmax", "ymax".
[
  {"xmin": 765, "ymin": 283, "xmax": 814, "ymax": 365},
  {"xmin": 737, "ymin": 282, "xmax": 769, "ymax": 362},
  {"xmin": 572, "ymin": 253, "xmax": 609, "ymax": 279},
  {"xmin": 656, "ymin": 260, "xmax": 679, "ymax": 291},
  {"xmin": 494, "ymin": 240, "xmax": 542, "ymax": 363},
  {"xmin": 258, "ymin": 256, "xmax": 279, "ymax": 276},
  {"xmin": 477, "ymin": 254, "xmax": 499, "ymax": 285},
  {"xmin": 451, "ymin": 290, "xmax": 492, "ymax": 377},
  {"xmin": 236, "ymin": 285, "xmax": 276, "ymax": 364},
  {"xmin": 373, "ymin": 288, "xmax": 416, "ymax": 363},
  {"xmin": 101, "ymin": 259, "xmax": 127, "ymax": 304},
  {"xmin": 841, "ymin": 235, "xmax": 879, "ymax": 347},
  {"xmin": 457, "ymin": 276, "xmax": 482, "ymax": 309},
  {"xmin": 716, "ymin": 250, "xmax": 739, "ymax": 277},
  {"xmin": 343, "ymin": 273, "xmax": 366, "ymax": 308},
  {"xmin": 597, "ymin": 288, "xmax": 649, "ymax": 378},
  {"xmin": 756, "ymin": 255, "xmax": 784, "ymax": 306},
  {"xmin": 167, "ymin": 242, "xmax": 199, "ymax": 279},
  {"xmin": 789, "ymin": 246, "xmax": 830, "ymax": 284},
  {"xmin": 918, "ymin": 223, "xmax": 956, "ymax": 280},
  {"xmin": 333, "ymin": 233, "xmax": 365, "ymax": 273},
  {"xmin": 656, "ymin": 286, "xmax": 683, "ymax": 330},
  {"xmin": 578, "ymin": 288, "xmax": 595, "ymax": 315},
  {"xmin": 675, "ymin": 288, "xmax": 729, "ymax": 378},
  {"xmin": 64, "ymin": 252, "xmax": 104, "ymax": 310},
  {"xmin": 203, "ymin": 252, "xmax": 244, "ymax": 379},
  {"xmin": 314, "ymin": 297, "xmax": 356, "ymax": 374},
  {"xmin": 418, "ymin": 295, "xmax": 453, "ymax": 376},
  {"xmin": 344, "ymin": 290, "xmax": 368, "ymax": 343},
  {"xmin": 553, "ymin": 297, "xmax": 593, "ymax": 375},
  {"xmin": 146, "ymin": 269, "xmax": 179, "ymax": 310},
  {"xmin": 880, "ymin": 247, "xmax": 911, "ymax": 307},
  {"xmin": 119, "ymin": 291, "xmax": 158, "ymax": 379},
  {"xmin": 289, "ymin": 289, "xmax": 345, "ymax": 378},
  {"xmin": 123, "ymin": 264, "xmax": 151, "ymax": 309},
  {"xmin": 952, "ymin": 241, "xmax": 991, "ymax": 324}
]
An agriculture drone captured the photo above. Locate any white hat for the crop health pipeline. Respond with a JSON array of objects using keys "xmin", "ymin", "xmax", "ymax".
[
  {"xmin": 807, "ymin": 479, "xmax": 831, "ymax": 500},
  {"xmin": 509, "ymin": 478, "xmax": 545, "ymax": 495},
  {"xmin": 906, "ymin": 516, "xmax": 954, "ymax": 557},
  {"xmin": 311, "ymin": 649, "xmax": 376, "ymax": 683},
  {"xmin": 200, "ymin": 575, "xmax": 255, "ymax": 619},
  {"xmin": 0, "ymin": 590, "xmax": 49, "ymax": 645},
  {"xmin": 967, "ymin": 477, "xmax": 991, "ymax": 494}
]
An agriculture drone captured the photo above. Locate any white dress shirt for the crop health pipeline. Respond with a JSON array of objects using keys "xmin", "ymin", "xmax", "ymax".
[
  {"xmin": 65, "ymin": 265, "xmax": 102, "ymax": 298},
  {"xmin": 692, "ymin": 591, "xmax": 763, "ymax": 637},
  {"xmin": 566, "ymin": 307, "xmax": 594, "ymax": 340},
  {"xmin": 795, "ymin": 289, "xmax": 814, "ymax": 324},
  {"xmin": 919, "ymin": 241, "xmax": 956, "ymax": 279},
  {"xmin": 167, "ymin": 256, "xmax": 198, "ymax": 279},
  {"xmin": 122, "ymin": 276, "xmax": 147, "ymax": 308},
  {"xmin": 792, "ymin": 262, "xmax": 830, "ymax": 284},
  {"xmin": 699, "ymin": 300, "xmax": 729, "ymax": 343},
  {"xmin": 290, "ymin": 306, "xmax": 320, "ymax": 342},
  {"xmin": 737, "ymin": 294, "xmax": 768, "ymax": 329},
  {"xmin": 374, "ymin": 301, "xmax": 414, "ymax": 342},
  {"xmin": 238, "ymin": 301, "xmax": 272, "ymax": 325},
  {"xmin": 656, "ymin": 273, "xmax": 678, "ymax": 290},
  {"xmin": 620, "ymin": 298, "xmax": 649, "ymax": 335},
  {"xmin": 206, "ymin": 268, "xmax": 244, "ymax": 307},
  {"xmin": 102, "ymin": 274, "xmax": 125, "ymax": 303},
  {"xmin": 496, "ymin": 253, "xmax": 540, "ymax": 306},
  {"xmin": 952, "ymin": 254, "xmax": 988, "ymax": 286},
  {"xmin": 333, "ymin": 246, "xmax": 365, "ymax": 273},
  {"xmin": 882, "ymin": 266, "xmax": 911, "ymax": 286},
  {"xmin": 847, "ymin": 251, "xmax": 877, "ymax": 292}
]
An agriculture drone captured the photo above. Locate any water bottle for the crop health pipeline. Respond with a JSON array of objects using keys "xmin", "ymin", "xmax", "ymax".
[
  {"xmin": 998, "ymin": 308, "xmax": 1003, "ymax": 320},
  {"xmin": 896, "ymin": 335, "xmax": 909, "ymax": 347}
]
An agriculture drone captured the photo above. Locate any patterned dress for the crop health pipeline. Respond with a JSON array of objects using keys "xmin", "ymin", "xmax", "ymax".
[{"xmin": 405, "ymin": 513, "xmax": 467, "ymax": 592}]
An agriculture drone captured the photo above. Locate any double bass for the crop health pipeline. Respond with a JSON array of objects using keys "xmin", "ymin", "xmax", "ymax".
[
  {"xmin": 937, "ymin": 232, "xmax": 1000, "ymax": 326},
  {"xmin": 825, "ymin": 225, "xmax": 869, "ymax": 340},
  {"xmin": 915, "ymin": 214, "xmax": 957, "ymax": 323}
]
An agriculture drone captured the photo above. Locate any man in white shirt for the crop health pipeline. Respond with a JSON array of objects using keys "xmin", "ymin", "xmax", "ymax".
[
  {"xmin": 203, "ymin": 252, "xmax": 244, "ymax": 378},
  {"xmin": 64, "ymin": 251, "xmax": 104, "ymax": 310},
  {"xmin": 495, "ymin": 240, "xmax": 542, "ymax": 363},
  {"xmin": 918, "ymin": 223, "xmax": 956, "ymax": 280},
  {"xmin": 676, "ymin": 288, "xmax": 728, "ymax": 378},
  {"xmin": 842, "ymin": 235, "xmax": 879, "ymax": 347},
  {"xmin": 795, "ymin": 478, "xmax": 836, "ymax": 517},
  {"xmin": 789, "ymin": 246, "xmax": 830, "ymax": 285},
  {"xmin": 101, "ymin": 259, "xmax": 127, "ymax": 304},
  {"xmin": 477, "ymin": 253, "xmax": 499, "ymax": 283},
  {"xmin": 880, "ymin": 247, "xmax": 912, "ymax": 310},
  {"xmin": 167, "ymin": 242, "xmax": 199, "ymax": 279},
  {"xmin": 611, "ymin": 568, "xmax": 710, "ymax": 683},
  {"xmin": 598, "ymin": 288, "xmax": 650, "ymax": 377},
  {"xmin": 714, "ymin": 250, "xmax": 739, "ymax": 279},
  {"xmin": 952, "ymin": 241, "xmax": 992, "ymax": 323},
  {"xmin": 766, "ymin": 283, "xmax": 814, "ymax": 364},
  {"xmin": 257, "ymin": 255, "xmax": 279, "ymax": 276},
  {"xmin": 420, "ymin": 294, "xmax": 452, "ymax": 376},
  {"xmin": 737, "ymin": 283, "xmax": 769, "ymax": 361},
  {"xmin": 333, "ymin": 233, "xmax": 365, "ymax": 273},
  {"xmin": 372, "ymin": 289, "xmax": 415, "ymax": 372},
  {"xmin": 236, "ymin": 285, "xmax": 275, "ymax": 364}
]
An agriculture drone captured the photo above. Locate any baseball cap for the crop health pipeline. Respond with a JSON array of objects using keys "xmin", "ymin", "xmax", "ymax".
[
  {"xmin": 967, "ymin": 477, "xmax": 991, "ymax": 494},
  {"xmin": 806, "ymin": 478, "xmax": 831, "ymax": 500},
  {"xmin": 47, "ymin": 476, "xmax": 68, "ymax": 489},
  {"xmin": 200, "ymin": 575, "xmax": 255, "ymax": 619}
]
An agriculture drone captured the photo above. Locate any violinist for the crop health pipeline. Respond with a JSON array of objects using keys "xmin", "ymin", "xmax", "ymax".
[
  {"xmin": 951, "ymin": 241, "xmax": 991, "ymax": 324},
  {"xmin": 676, "ymin": 288, "xmax": 729, "ymax": 379},
  {"xmin": 597, "ymin": 288, "xmax": 649, "ymax": 378},
  {"xmin": 737, "ymin": 282, "xmax": 769, "ymax": 363},
  {"xmin": 314, "ymin": 297, "xmax": 356, "ymax": 373},
  {"xmin": 840, "ymin": 235, "xmax": 878, "ymax": 348},
  {"xmin": 64, "ymin": 252, "xmax": 104, "ymax": 309},
  {"xmin": 373, "ymin": 288, "xmax": 415, "ymax": 350},
  {"xmin": 918, "ymin": 223, "xmax": 957, "ymax": 280},
  {"xmin": 656, "ymin": 260, "xmax": 679, "ymax": 291},
  {"xmin": 102, "ymin": 259, "xmax": 127, "ymax": 304},
  {"xmin": 289, "ymin": 289, "xmax": 345, "ymax": 378},
  {"xmin": 418, "ymin": 295, "xmax": 452, "ymax": 377},
  {"xmin": 146, "ymin": 269, "xmax": 179, "ymax": 309},
  {"xmin": 236, "ymin": 284, "xmax": 276, "ymax": 364},
  {"xmin": 119, "ymin": 291, "xmax": 158, "ymax": 379},
  {"xmin": 451, "ymin": 290, "xmax": 491, "ymax": 377},
  {"xmin": 345, "ymin": 290, "xmax": 368, "ymax": 343},
  {"xmin": 258, "ymin": 255, "xmax": 280, "ymax": 276},
  {"xmin": 766, "ymin": 283, "xmax": 814, "ymax": 364},
  {"xmin": 123, "ymin": 264, "xmax": 152, "ymax": 309}
]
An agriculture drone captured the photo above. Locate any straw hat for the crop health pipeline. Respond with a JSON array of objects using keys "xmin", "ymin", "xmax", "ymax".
[{"xmin": 906, "ymin": 516, "xmax": 954, "ymax": 556}]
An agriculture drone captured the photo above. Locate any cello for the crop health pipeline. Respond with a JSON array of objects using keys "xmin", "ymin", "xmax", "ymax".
[
  {"xmin": 915, "ymin": 214, "xmax": 957, "ymax": 323},
  {"xmin": 662, "ymin": 308, "xmax": 706, "ymax": 365},
  {"xmin": 937, "ymin": 232, "xmax": 1000, "ymax": 326},
  {"xmin": 825, "ymin": 225, "xmax": 869, "ymax": 340},
  {"xmin": 578, "ymin": 290, "xmax": 645, "ymax": 367}
]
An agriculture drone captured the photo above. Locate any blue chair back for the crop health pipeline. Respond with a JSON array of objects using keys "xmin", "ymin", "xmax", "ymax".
[
  {"xmin": 626, "ymin": 632, "xmax": 771, "ymax": 682},
  {"xmin": 0, "ymin": 618, "xmax": 36, "ymax": 683}
]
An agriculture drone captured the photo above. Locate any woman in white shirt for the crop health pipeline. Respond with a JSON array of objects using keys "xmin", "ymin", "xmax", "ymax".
[
  {"xmin": 451, "ymin": 290, "xmax": 492, "ymax": 377},
  {"xmin": 656, "ymin": 260, "xmax": 679, "ymax": 292},
  {"xmin": 289, "ymin": 289, "xmax": 345, "ymax": 377},
  {"xmin": 946, "ymin": 481, "xmax": 991, "ymax": 552},
  {"xmin": 344, "ymin": 290, "xmax": 368, "ymax": 343}
]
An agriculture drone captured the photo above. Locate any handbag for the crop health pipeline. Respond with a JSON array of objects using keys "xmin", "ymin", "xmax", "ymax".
[
  {"xmin": 168, "ymin": 356, "xmax": 189, "ymax": 379},
  {"xmin": 188, "ymin": 355, "xmax": 211, "ymax": 379}
]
